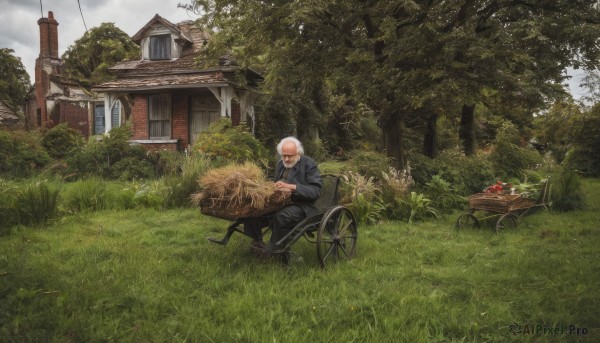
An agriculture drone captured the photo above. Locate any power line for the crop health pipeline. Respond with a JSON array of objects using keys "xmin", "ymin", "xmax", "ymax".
[{"xmin": 77, "ymin": 0, "xmax": 88, "ymax": 31}]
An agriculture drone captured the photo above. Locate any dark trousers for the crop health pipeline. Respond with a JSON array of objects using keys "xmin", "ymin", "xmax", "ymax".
[{"xmin": 244, "ymin": 205, "xmax": 305, "ymax": 247}]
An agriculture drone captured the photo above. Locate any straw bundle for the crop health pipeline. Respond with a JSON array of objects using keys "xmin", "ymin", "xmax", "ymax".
[{"xmin": 192, "ymin": 163, "xmax": 292, "ymax": 220}]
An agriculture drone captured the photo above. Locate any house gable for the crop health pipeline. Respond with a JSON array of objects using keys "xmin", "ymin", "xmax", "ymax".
[{"xmin": 131, "ymin": 14, "xmax": 195, "ymax": 61}]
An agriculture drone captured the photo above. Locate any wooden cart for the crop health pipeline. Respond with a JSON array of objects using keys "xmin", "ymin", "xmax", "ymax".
[{"xmin": 456, "ymin": 180, "xmax": 549, "ymax": 233}]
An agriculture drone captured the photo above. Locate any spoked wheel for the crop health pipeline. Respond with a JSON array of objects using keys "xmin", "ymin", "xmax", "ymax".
[
  {"xmin": 455, "ymin": 213, "xmax": 480, "ymax": 230},
  {"xmin": 495, "ymin": 213, "xmax": 518, "ymax": 233},
  {"xmin": 317, "ymin": 206, "xmax": 357, "ymax": 268}
]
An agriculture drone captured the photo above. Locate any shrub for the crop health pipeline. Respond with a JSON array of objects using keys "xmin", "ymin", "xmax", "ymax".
[
  {"xmin": 410, "ymin": 148, "xmax": 494, "ymax": 195},
  {"xmin": 350, "ymin": 193, "xmax": 386, "ymax": 225},
  {"xmin": 489, "ymin": 121, "xmax": 542, "ymax": 178},
  {"xmin": 548, "ymin": 169, "xmax": 586, "ymax": 212},
  {"xmin": 423, "ymin": 175, "xmax": 467, "ymax": 214},
  {"xmin": 13, "ymin": 179, "xmax": 61, "ymax": 226},
  {"xmin": 149, "ymin": 150, "xmax": 185, "ymax": 177},
  {"xmin": 318, "ymin": 160, "xmax": 354, "ymax": 176},
  {"xmin": 346, "ymin": 149, "xmax": 390, "ymax": 180},
  {"xmin": 319, "ymin": 150, "xmax": 391, "ymax": 181},
  {"xmin": 302, "ymin": 137, "xmax": 329, "ymax": 162},
  {"xmin": 66, "ymin": 125, "xmax": 153, "ymax": 180},
  {"xmin": 380, "ymin": 165, "xmax": 414, "ymax": 207},
  {"xmin": 193, "ymin": 118, "xmax": 269, "ymax": 166},
  {"xmin": 110, "ymin": 157, "xmax": 155, "ymax": 181},
  {"xmin": 563, "ymin": 147, "xmax": 600, "ymax": 178},
  {"xmin": 125, "ymin": 180, "xmax": 166, "ymax": 209},
  {"xmin": 41, "ymin": 123, "xmax": 84, "ymax": 158},
  {"xmin": 341, "ymin": 171, "xmax": 385, "ymax": 225},
  {"xmin": 562, "ymin": 104, "xmax": 600, "ymax": 176},
  {"xmin": 394, "ymin": 192, "xmax": 439, "ymax": 223},
  {"xmin": 0, "ymin": 128, "xmax": 50, "ymax": 178}
]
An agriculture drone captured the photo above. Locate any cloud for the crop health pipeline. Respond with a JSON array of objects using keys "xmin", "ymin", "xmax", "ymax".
[{"xmin": 1, "ymin": 0, "xmax": 194, "ymax": 82}]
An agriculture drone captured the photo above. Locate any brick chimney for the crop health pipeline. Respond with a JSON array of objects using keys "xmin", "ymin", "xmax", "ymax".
[
  {"xmin": 38, "ymin": 11, "xmax": 59, "ymax": 59},
  {"xmin": 35, "ymin": 11, "xmax": 61, "ymax": 125}
]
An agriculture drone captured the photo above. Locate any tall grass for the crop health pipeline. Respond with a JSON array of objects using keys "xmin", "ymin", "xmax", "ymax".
[
  {"xmin": 164, "ymin": 153, "xmax": 212, "ymax": 208},
  {"xmin": 0, "ymin": 179, "xmax": 598, "ymax": 341},
  {"xmin": 0, "ymin": 179, "xmax": 18, "ymax": 233},
  {"xmin": 13, "ymin": 179, "xmax": 61, "ymax": 226},
  {"xmin": 62, "ymin": 177, "xmax": 132, "ymax": 212},
  {"xmin": 549, "ymin": 169, "xmax": 587, "ymax": 211}
]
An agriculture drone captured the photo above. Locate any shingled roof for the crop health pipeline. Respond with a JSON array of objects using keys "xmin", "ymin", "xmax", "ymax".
[
  {"xmin": 93, "ymin": 71, "xmax": 229, "ymax": 92},
  {"xmin": 0, "ymin": 101, "xmax": 19, "ymax": 124},
  {"xmin": 90, "ymin": 17, "xmax": 253, "ymax": 93}
]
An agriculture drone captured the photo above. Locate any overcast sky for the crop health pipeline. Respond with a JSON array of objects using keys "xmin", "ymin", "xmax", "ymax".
[
  {"xmin": 0, "ymin": 0, "xmax": 195, "ymax": 81},
  {"xmin": 0, "ymin": 0, "xmax": 591, "ymax": 100}
]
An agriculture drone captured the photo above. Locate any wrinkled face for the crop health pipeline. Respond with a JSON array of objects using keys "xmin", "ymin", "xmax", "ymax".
[{"xmin": 281, "ymin": 141, "xmax": 300, "ymax": 168}]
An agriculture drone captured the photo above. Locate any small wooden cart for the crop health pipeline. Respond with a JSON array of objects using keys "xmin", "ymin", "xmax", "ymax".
[{"xmin": 456, "ymin": 180, "xmax": 549, "ymax": 233}]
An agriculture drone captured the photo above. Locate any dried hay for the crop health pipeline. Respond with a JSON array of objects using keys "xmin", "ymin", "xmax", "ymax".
[{"xmin": 192, "ymin": 162, "xmax": 291, "ymax": 220}]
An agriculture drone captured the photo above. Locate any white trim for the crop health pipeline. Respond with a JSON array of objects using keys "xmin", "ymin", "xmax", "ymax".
[
  {"xmin": 93, "ymin": 83, "xmax": 229, "ymax": 93},
  {"xmin": 130, "ymin": 139, "xmax": 178, "ymax": 144},
  {"xmin": 208, "ymin": 87, "xmax": 224, "ymax": 104}
]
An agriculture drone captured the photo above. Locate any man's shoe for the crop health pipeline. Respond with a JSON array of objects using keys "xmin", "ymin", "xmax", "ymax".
[{"xmin": 250, "ymin": 240, "xmax": 268, "ymax": 257}]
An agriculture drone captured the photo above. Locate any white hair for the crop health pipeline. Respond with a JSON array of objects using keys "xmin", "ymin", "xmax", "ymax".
[{"xmin": 277, "ymin": 136, "xmax": 304, "ymax": 156}]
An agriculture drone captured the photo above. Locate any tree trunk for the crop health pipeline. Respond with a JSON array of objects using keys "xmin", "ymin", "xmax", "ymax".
[
  {"xmin": 459, "ymin": 104, "xmax": 476, "ymax": 156},
  {"xmin": 381, "ymin": 111, "xmax": 406, "ymax": 169},
  {"xmin": 424, "ymin": 113, "xmax": 438, "ymax": 158}
]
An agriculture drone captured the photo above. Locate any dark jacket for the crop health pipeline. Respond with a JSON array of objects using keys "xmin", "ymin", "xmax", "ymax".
[{"xmin": 274, "ymin": 155, "xmax": 322, "ymax": 217}]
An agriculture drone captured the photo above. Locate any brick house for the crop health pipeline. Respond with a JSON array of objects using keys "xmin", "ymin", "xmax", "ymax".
[
  {"xmin": 92, "ymin": 14, "xmax": 263, "ymax": 152},
  {"xmin": 24, "ymin": 11, "xmax": 101, "ymax": 137}
]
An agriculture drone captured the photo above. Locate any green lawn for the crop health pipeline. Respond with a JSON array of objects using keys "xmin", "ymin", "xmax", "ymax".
[{"xmin": 1, "ymin": 180, "xmax": 599, "ymax": 342}]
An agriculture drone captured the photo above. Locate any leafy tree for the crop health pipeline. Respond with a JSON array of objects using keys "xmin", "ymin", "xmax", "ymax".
[
  {"xmin": 190, "ymin": 0, "xmax": 600, "ymax": 167},
  {"xmin": 533, "ymin": 100, "xmax": 582, "ymax": 162},
  {"xmin": 564, "ymin": 103, "xmax": 600, "ymax": 176},
  {"xmin": 0, "ymin": 48, "xmax": 31, "ymax": 112},
  {"xmin": 61, "ymin": 23, "xmax": 139, "ymax": 88},
  {"xmin": 490, "ymin": 121, "xmax": 542, "ymax": 178}
]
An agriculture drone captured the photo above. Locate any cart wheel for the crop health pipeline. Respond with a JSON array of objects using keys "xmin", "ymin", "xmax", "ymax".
[
  {"xmin": 495, "ymin": 213, "xmax": 518, "ymax": 233},
  {"xmin": 317, "ymin": 206, "xmax": 357, "ymax": 268},
  {"xmin": 455, "ymin": 213, "xmax": 480, "ymax": 229}
]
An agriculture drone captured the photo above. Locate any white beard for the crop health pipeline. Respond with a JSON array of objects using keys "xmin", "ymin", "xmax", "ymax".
[{"xmin": 283, "ymin": 156, "xmax": 299, "ymax": 169}]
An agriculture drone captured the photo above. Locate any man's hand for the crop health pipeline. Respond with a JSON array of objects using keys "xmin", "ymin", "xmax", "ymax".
[{"xmin": 274, "ymin": 181, "xmax": 296, "ymax": 192}]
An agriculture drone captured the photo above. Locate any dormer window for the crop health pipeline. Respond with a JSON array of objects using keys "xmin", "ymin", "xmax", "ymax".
[{"xmin": 150, "ymin": 34, "xmax": 171, "ymax": 60}]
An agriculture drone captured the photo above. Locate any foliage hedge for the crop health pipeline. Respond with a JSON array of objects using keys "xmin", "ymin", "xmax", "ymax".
[
  {"xmin": 563, "ymin": 107, "xmax": 600, "ymax": 177},
  {"xmin": 41, "ymin": 124, "xmax": 85, "ymax": 158},
  {"xmin": 66, "ymin": 125, "xmax": 155, "ymax": 180},
  {"xmin": 193, "ymin": 118, "xmax": 269, "ymax": 167},
  {"xmin": 490, "ymin": 121, "xmax": 542, "ymax": 178},
  {"xmin": 0, "ymin": 128, "xmax": 50, "ymax": 178},
  {"xmin": 409, "ymin": 148, "xmax": 494, "ymax": 195}
]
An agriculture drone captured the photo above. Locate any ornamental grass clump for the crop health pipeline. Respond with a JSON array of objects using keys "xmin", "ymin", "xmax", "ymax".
[
  {"xmin": 341, "ymin": 171, "xmax": 386, "ymax": 225},
  {"xmin": 192, "ymin": 162, "xmax": 290, "ymax": 219}
]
